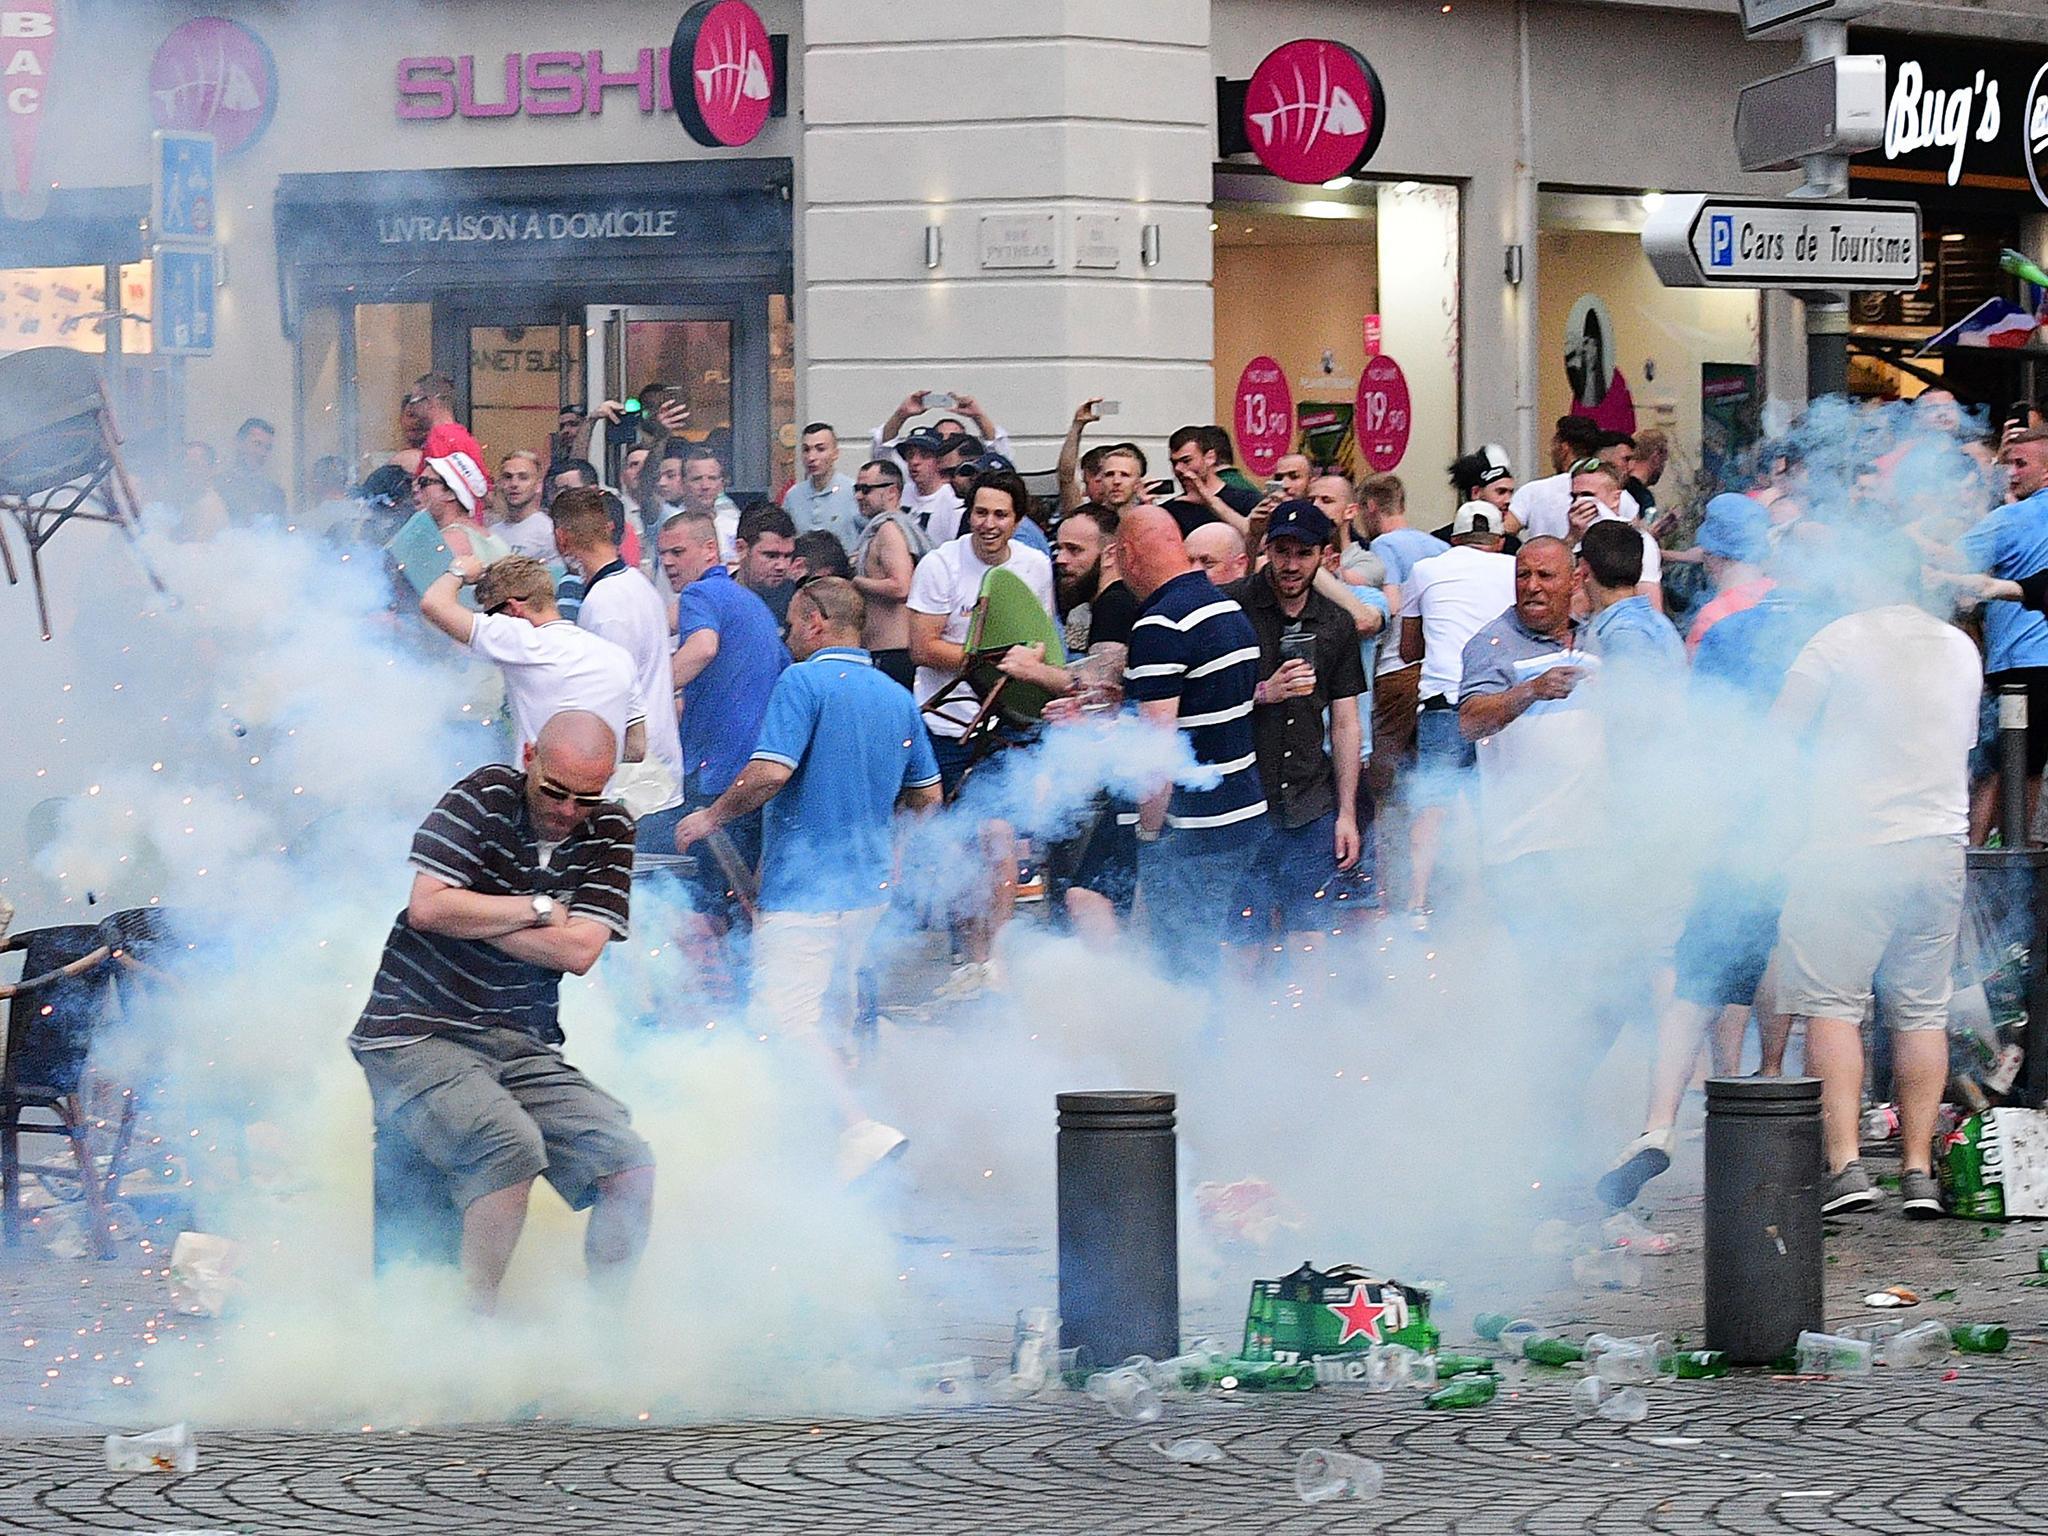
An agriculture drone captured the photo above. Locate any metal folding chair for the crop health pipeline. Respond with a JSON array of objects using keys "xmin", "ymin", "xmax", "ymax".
[{"xmin": 0, "ymin": 923, "xmax": 118, "ymax": 1257}]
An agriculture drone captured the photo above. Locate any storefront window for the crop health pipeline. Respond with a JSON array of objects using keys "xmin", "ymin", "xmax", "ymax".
[
  {"xmin": 296, "ymin": 304, "xmax": 344, "ymax": 488},
  {"xmin": 469, "ymin": 322, "xmax": 583, "ymax": 468},
  {"xmin": 353, "ymin": 301, "xmax": 433, "ymax": 469},
  {"xmin": 770, "ymin": 292, "xmax": 795, "ymax": 493},
  {"xmin": 1538, "ymin": 191, "xmax": 1760, "ymax": 509},
  {"xmin": 1213, "ymin": 172, "xmax": 1461, "ymax": 520},
  {"xmin": 0, "ymin": 262, "xmax": 152, "ymax": 356}
]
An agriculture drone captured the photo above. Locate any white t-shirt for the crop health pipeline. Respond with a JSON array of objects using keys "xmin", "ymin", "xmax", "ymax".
[
  {"xmin": 907, "ymin": 481, "xmax": 965, "ymax": 546},
  {"xmin": 1777, "ymin": 604, "xmax": 1982, "ymax": 848},
  {"xmin": 494, "ymin": 508, "xmax": 558, "ymax": 562},
  {"xmin": 906, "ymin": 534, "xmax": 1057, "ymax": 738},
  {"xmin": 1406, "ymin": 546, "xmax": 1517, "ymax": 703},
  {"xmin": 1510, "ymin": 473, "xmax": 1640, "ymax": 540},
  {"xmin": 468, "ymin": 614, "xmax": 638, "ymax": 764},
  {"xmin": 576, "ymin": 566, "xmax": 684, "ymax": 810}
]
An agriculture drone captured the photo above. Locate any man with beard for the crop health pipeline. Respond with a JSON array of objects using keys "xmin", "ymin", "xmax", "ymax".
[{"xmin": 1219, "ymin": 501, "xmax": 1366, "ymax": 958}]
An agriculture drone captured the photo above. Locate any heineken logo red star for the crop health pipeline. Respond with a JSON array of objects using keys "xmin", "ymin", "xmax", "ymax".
[{"xmin": 1326, "ymin": 1284, "xmax": 1389, "ymax": 1344}]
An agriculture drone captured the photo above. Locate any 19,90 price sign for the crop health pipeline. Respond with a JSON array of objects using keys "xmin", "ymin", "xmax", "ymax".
[
  {"xmin": 1233, "ymin": 355, "xmax": 1294, "ymax": 478},
  {"xmin": 1355, "ymin": 353, "xmax": 1411, "ymax": 472}
]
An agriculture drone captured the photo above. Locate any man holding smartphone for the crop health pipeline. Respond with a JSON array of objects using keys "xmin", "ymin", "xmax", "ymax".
[{"xmin": 1218, "ymin": 501, "xmax": 1367, "ymax": 959}]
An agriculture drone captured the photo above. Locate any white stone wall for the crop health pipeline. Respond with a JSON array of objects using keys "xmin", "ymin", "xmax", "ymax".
[{"xmin": 800, "ymin": 0, "xmax": 1217, "ymax": 471}]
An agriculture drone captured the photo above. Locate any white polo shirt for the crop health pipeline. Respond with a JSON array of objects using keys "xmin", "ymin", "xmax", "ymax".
[
  {"xmin": 575, "ymin": 563, "xmax": 684, "ymax": 810},
  {"xmin": 468, "ymin": 613, "xmax": 637, "ymax": 765}
]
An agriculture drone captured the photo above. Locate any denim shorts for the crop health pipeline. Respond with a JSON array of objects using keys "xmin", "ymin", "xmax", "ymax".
[
  {"xmin": 1411, "ymin": 704, "xmax": 1476, "ymax": 807},
  {"xmin": 1231, "ymin": 811, "xmax": 1340, "ymax": 935}
]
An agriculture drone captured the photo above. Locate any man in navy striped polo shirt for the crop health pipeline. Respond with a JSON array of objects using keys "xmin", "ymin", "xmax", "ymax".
[{"xmin": 1117, "ymin": 506, "xmax": 1267, "ymax": 971}]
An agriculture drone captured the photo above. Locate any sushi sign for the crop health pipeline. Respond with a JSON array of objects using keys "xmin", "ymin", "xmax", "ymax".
[{"xmin": 1242, "ymin": 38, "xmax": 1387, "ymax": 185}]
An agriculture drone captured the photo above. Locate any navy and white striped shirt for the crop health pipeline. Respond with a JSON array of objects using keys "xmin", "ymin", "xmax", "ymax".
[
  {"xmin": 352, "ymin": 765, "xmax": 633, "ymax": 1046},
  {"xmin": 1124, "ymin": 570, "xmax": 1267, "ymax": 840}
]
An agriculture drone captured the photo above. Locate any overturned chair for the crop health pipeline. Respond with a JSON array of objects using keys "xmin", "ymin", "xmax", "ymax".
[{"xmin": 917, "ymin": 565, "xmax": 1069, "ymax": 787}]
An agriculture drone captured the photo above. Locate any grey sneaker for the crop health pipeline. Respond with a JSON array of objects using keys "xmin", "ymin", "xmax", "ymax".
[
  {"xmin": 1899, "ymin": 1168, "xmax": 1944, "ymax": 1220},
  {"xmin": 1822, "ymin": 1160, "xmax": 1880, "ymax": 1215}
]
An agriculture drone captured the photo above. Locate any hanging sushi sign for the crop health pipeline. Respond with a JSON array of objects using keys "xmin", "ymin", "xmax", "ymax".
[{"xmin": 1241, "ymin": 38, "xmax": 1387, "ymax": 185}]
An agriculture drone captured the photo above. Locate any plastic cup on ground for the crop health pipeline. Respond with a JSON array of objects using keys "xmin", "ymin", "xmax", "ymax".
[
  {"xmin": 1097, "ymin": 1367, "xmax": 1164, "ymax": 1423},
  {"xmin": 1570, "ymin": 1376, "xmax": 1607, "ymax": 1416},
  {"xmin": 103, "ymin": 1423, "xmax": 197, "ymax": 1474},
  {"xmin": 1593, "ymin": 1342, "xmax": 1658, "ymax": 1385},
  {"xmin": 1155, "ymin": 1438, "xmax": 1225, "ymax": 1464},
  {"xmin": 1295, "ymin": 1447, "xmax": 1384, "ymax": 1504},
  {"xmin": 1880, "ymin": 1321, "xmax": 1952, "ymax": 1367},
  {"xmin": 1795, "ymin": 1330, "xmax": 1874, "ymax": 1377}
]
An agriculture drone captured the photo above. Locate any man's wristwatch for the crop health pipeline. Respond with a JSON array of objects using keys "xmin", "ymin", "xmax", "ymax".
[{"xmin": 529, "ymin": 895, "xmax": 556, "ymax": 927}]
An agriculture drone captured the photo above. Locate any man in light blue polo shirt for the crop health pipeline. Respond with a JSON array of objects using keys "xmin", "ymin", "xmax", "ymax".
[
  {"xmin": 676, "ymin": 577, "xmax": 941, "ymax": 1182},
  {"xmin": 782, "ymin": 423, "xmax": 864, "ymax": 552}
]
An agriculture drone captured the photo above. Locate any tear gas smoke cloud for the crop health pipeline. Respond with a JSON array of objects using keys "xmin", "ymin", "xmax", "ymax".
[{"xmin": 0, "ymin": 393, "xmax": 2009, "ymax": 1428}]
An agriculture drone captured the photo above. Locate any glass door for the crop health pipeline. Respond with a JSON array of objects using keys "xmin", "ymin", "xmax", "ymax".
[
  {"xmin": 587, "ymin": 302, "xmax": 768, "ymax": 495},
  {"xmin": 458, "ymin": 312, "xmax": 584, "ymax": 469}
]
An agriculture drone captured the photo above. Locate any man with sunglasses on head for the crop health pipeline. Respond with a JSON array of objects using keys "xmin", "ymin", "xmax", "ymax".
[
  {"xmin": 422, "ymin": 553, "xmax": 640, "ymax": 774},
  {"xmin": 350, "ymin": 707, "xmax": 654, "ymax": 1315}
]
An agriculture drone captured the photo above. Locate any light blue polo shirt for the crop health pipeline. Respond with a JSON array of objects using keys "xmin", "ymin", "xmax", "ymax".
[
  {"xmin": 781, "ymin": 473, "xmax": 864, "ymax": 552},
  {"xmin": 750, "ymin": 647, "xmax": 941, "ymax": 912},
  {"xmin": 1587, "ymin": 594, "xmax": 1685, "ymax": 669},
  {"xmin": 676, "ymin": 565, "xmax": 790, "ymax": 795},
  {"xmin": 1960, "ymin": 488, "xmax": 2048, "ymax": 674}
]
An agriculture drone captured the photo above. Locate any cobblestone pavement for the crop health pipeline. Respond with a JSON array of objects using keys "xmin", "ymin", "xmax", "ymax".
[{"xmin": 1, "ymin": 1357, "xmax": 2044, "ymax": 1534}]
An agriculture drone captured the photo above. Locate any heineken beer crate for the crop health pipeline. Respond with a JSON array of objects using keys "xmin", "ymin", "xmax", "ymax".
[
  {"xmin": 1242, "ymin": 1261, "xmax": 1439, "ymax": 1364},
  {"xmin": 1940, "ymin": 1107, "xmax": 2048, "ymax": 1220}
]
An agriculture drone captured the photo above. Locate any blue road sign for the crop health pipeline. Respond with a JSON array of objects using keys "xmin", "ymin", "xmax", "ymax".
[
  {"xmin": 153, "ymin": 132, "xmax": 217, "ymax": 243},
  {"xmin": 153, "ymin": 245, "xmax": 216, "ymax": 356}
]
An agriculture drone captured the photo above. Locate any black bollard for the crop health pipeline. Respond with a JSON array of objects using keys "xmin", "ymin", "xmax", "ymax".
[
  {"xmin": 1999, "ymin": 683, "xmax": 2030, "ymax": 849},
  {"xmin": 1703, "ymin": 1076, "xmax": 1824, "ymax": 1363},
  {"xmin": 1057, "ymin": 1092, "xmax": 1178, "ymax": 1365}
]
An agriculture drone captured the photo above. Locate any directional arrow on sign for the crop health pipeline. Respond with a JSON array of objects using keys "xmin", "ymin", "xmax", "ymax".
[{"xmin": 1642, "ymin": 194, "xmax": 1922, "ymax": 292}]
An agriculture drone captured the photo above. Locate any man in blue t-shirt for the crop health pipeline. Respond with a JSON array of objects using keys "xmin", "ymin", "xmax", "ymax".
[
  {"xmin": 1116, "ymin": 506, "xmax": 1266, "ymax": 973},
  {"xmin": 657, "ymin": 508, "xmax": 790, "ymax": 928},
  {"xmin": 676, "ymin": 578, "xmax": 941, "ymax": 1183},
  {"xmin": 1959, "ymin": 430, "xmax": 2048, "ymax": 835}
]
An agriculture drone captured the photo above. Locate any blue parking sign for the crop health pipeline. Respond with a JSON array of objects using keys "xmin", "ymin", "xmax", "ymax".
[{"xmin": 1709, "ymin": 214, "xmax": 1735, "ymax": 268}]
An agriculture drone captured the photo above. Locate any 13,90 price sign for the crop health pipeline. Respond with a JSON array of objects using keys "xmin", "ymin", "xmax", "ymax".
[
  {"xmin": 1355, "ymin": 353, "xmax": 1411, "ymax": 472},
  {"xmin": 1233, "ymin": 355, "xmax": 1294, "ymax": 478}
]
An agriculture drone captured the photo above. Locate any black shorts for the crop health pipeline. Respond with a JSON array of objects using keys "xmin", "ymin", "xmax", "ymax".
[
  {"xmin": 1986, "ymin": 668, "xmax": 2048, "ymax": 775},
  {"xmin": 1051, "ymin": 799, "xmax": 1139, "ymax": 914},
  {"xmin": 873, "ymin": 648, "xmax": 915, "ymax": 691}
]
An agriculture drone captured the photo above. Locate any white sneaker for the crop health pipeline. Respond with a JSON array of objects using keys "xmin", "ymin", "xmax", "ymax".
[
  {"xmin": 1595, "ymin": 1128, "xmax": 1674, "ymax": 1210},
  {"xmin": 838, "ymin": 1118, "xmax": 908, "ymax": 1184},
  {"xmin": 932, "ymin": 961, "xmax": 990, "ymax": 1003}
]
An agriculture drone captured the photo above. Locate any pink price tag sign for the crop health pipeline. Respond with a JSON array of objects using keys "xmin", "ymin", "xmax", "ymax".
[
  {"xmin": 1355, "ymin": 354, "xmax": 1411, "ymax": 472},
  {"xmin": 1233, "ymin": 356, "xmax": 1294, "ymax": 477}
]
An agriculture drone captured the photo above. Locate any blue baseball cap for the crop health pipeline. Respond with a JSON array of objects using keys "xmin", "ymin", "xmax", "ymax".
[
  {"xmin": 1697, "ymin": 493, "xmax": 1770, "ymax": 563},
  {"xmin": 1265, "ymin": 498, "xmax": 1333, "ymax": 546}
]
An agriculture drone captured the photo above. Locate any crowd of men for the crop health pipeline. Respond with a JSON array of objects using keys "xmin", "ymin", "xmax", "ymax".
[{"xmin": 193, "ymin": 369, "xmax": 2048, "ymax": 1307}]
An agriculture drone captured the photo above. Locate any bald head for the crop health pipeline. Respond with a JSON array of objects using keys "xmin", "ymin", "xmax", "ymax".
[
  {"xmin": 1185, "ymin": 521, "xmax": 1248, "ymax": 585},
  {"xmin": 1117, "ymin": 504, "xmax": 1193, "ymax": 599},
  {"xmin": 536, "ymin": 710, "xmax": 617, "ymax": 777}
]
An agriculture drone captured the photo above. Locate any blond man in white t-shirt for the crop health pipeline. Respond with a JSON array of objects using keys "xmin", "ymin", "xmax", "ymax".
[{"xmin": 423, "ymin": 554, "xmax": 640, "ymax": 770}]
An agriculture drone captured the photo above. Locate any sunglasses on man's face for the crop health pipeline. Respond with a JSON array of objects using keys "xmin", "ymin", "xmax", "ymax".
[
  {"xmin": 855, "ymin": 481, "xmax": 892, "ymax": 493},
  {"xmin": 536, "ymin": 777, "xmax": 607, "ymax": 808}
]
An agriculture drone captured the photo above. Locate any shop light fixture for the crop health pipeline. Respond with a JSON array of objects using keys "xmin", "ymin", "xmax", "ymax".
[
  {"xmin": 924, "ymin": 226, "xmax": 942, "ymax": 269},
  {"xmin": 1141, "ymin": 223, "xmax": 1162, "ymax": 266},
  {"xmin": 1295, "ymin": 201, "xmax": 1361, "ymax": 220},
  {"xmin": 1641, "ymin": 191, "xmax": 1665, "ymax": 213},
  {"xmin": 1321, "ymin": 176, "xmax": 1354, "ymax": 190},
  {"xmin": 1941, "ymin": 231, "xmax": 1966, "ymax": 243}
]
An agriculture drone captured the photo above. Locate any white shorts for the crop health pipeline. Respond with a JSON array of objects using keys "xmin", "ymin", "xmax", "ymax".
[{"xmin": 1772, "ymin": 838, "xmax": 1964, "ymax": 1033}]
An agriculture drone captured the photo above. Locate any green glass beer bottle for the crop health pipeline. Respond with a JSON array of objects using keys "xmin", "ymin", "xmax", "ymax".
[
  {"xmin": 1424, "ymin": 1375, "xmax": 1498, "ymax": 1410},
  {"xmin": 1662, "ymin": 1350, "xmax": 1729, "ymax": 1378},
  {"xmin": 1521, "ymin": 1337, "xmax": 1585, "ymax": 1366},
  {"xmin": 1432, "ymin": 1353, "xmax": 1497, "ymax": 1378},
  {"xmin": 1952, "ymin": 1324, "xmax": 2009, "ymax": 1354}
]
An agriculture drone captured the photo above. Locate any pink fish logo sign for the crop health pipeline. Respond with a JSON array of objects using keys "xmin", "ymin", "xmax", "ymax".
[
  {"xmin": 671, "ymin": 0, "xmax": 772, "ymax": 148},
  {"xmin": 4, "ymin": 2, "xmax": 58, "ymax": 198},
  {"xmin": 1243, "ymin": 38, "xmax": 1386, "ymax": 185},
  {"xmin": 149, "ymin": 17, "xmax": 277, "ymax": 156}
]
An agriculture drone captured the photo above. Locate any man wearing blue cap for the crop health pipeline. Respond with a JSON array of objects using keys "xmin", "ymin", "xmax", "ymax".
[
  {"xmin": 1219, "ymin": 499, "xmax": 1367, "ymax": 957},
  {"xmin": 1685, "ymin": 493, "xmax": 1775, "ymax": 657}
]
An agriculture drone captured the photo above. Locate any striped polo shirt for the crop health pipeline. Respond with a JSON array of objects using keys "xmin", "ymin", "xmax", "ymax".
[
  {"xmin": 1124, "ymin": 569, "xmax": 1268, "ymax": 839},
  {"xmin": 352, "ymin": 765, "xmax": 634, "ymax": 1047}
]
